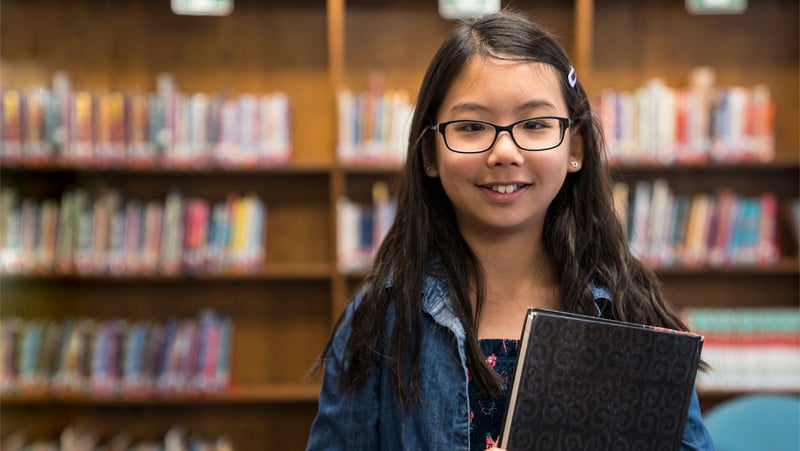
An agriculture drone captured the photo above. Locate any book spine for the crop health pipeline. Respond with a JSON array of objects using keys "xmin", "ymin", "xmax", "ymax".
[
  {"xmin": 19, "ymin": 198, "xmax": 38, "ymax": 273},
  {"xmin": 122, "ymin": 321, "xmax": 145, "ymax": 393},
  {"xmin": 73, "ymin": 189, "xmax": 94, "ymax": 274},
  {"xmin": 142, "ymin": 201, "xmax": 163, "ymax": 273},
  {"xmin": 36, "ymin": 199, "xmax": 59, "ymax": 272},
  {"xmin": 18, "ymin": 320, "xmax": 44, "ymax": 390},
  {"xmin": 182, "ymin": 199, "xmax": 209, "ymax": 274},
  {"xmin": 160, "ymin": 191, "xmax": 184, "ymax": 274},
  {"xmin": 23, "ymin": 88, "xmax": 54, "ymax": 163},
  {"xmin": 1, "ymin": 318, "xmax": 22, "ymax": 392},
  {"xmin": 1, "ymin": 90, "xmax": 23, "ymax": 163},
  {"xmin": 55, "ymin": 190, "xmax": 75, "ymax": 273},
  {"xmin": 215, "ymin": 315, "xmax": 232, "ymax": 390}
]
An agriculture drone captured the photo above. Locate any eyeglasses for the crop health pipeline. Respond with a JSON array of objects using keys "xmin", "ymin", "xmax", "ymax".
[{"xmin": 429, "ymin": 116, "xmax": 572, "ymax": 154}]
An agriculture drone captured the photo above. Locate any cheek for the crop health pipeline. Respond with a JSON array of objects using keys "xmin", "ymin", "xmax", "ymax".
[
  {"xmin": 525, "ymin": 151, "xmax": 570, "ymax": 176},
  {"xmin": 437, "ymin": 153, "xmax": 485, "ymax": 199},
  {"xmin": 438, "ymin": 151, "xmax": 482, "ymax": 180}
]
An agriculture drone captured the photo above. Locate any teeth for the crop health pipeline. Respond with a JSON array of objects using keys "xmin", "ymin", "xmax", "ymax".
[{"xmin": 489, "ymin": 184, "xmax": 522, "ymax": 194}]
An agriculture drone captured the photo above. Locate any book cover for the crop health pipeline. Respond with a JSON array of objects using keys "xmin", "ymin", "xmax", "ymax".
[{"xmin": 498, "ymin": 308, "xmax": 703, "ymax": 451}]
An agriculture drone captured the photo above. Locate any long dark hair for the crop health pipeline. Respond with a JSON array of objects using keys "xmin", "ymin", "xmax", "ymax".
[{"xmin": 315, "ymin": 10, "xmax": 691, "ymax": 407}]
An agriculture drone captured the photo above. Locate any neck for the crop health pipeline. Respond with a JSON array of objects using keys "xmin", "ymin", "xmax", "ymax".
[
  {"xmin": 463, "ymin": 225, "xmax": 557, "ymax": 295},
  {"xmin": 463, "ymin": 227, "xmax": 562, "ymax": 339}
]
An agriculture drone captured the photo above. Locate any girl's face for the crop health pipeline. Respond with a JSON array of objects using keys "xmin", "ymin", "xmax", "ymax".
[{"xmin": 427, "ymin": 54, "xmax": 584, "ymax": 239}]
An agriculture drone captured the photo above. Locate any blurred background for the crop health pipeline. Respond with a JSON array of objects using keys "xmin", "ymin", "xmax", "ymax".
[{"xmin": 0, "ymin": 0, "xmax": 798, "ymax": 450}]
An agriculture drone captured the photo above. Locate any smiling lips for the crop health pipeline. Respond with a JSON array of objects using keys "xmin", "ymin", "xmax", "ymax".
[{"xmin": 485, "ymin": 183, "xmax": 528, "ymax": 194}]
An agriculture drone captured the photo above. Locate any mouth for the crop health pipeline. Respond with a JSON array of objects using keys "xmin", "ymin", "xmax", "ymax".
[{"xmin": 483, "ymin": 183, "xmax": 528, "ymax": 194}]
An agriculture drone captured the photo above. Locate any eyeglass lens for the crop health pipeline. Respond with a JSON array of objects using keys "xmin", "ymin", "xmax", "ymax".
[{"xmin": 443, "ymin": 117, "xmax": 565, "ymax": 153}]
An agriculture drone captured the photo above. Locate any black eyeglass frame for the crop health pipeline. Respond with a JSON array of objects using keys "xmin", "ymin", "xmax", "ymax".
[{"xmin": 428, "ymin": 116, "xmax": 573, "ymax": 154}]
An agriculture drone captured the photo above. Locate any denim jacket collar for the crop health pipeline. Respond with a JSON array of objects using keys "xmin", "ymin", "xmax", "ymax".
[{"xmin": 419, "ymin": 274, "xmax": 614, "ymax": 335}]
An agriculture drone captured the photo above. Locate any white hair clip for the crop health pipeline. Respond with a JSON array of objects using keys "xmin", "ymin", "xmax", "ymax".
[{"xmin": 568, "ymin": 65, "xmax": 578, "ymax": 88}]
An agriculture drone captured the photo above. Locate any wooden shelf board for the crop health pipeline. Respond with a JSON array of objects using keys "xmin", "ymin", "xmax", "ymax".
[
  {"xmin": 611, "ymin": 159, "xmax": 800, "ymax": 173},
  {"xmin": 0, "ymin": 162, "xmax": 332, "ymax": 175},
  {"xmin": 0, "ymin": 384, "xmax": 321, "ymax": 405},
  {"xmin": 0, "ymin": 263, "xmax": 334, "ymax": 282},
  {"xmin": 653, "ymin": 259, "xmax": 800, "ymax": 276}
]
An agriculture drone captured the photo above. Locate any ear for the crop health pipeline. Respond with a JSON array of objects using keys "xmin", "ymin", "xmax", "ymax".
[
  {"xmin": 424, "ymin": 162, "xmax": 439, "ymax": 177},
  {"xmin": 567, "ymin": 128, "xmax": 585, "ymax": 173},
  {"xmin": 423, "ymin": 142, "xmax": 439, "ymax": 177}
]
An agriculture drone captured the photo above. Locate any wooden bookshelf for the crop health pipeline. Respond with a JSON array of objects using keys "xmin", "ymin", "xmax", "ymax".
[
  {"xmin": 1, "ymin": 0, "xmax": 798, "ymax": 450},
  {"xmin": 0, "ymin": 383, "xmax": 322, "ymax": 405}
]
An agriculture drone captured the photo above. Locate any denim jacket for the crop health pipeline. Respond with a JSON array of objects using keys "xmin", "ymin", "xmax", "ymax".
[{"xmin": 306, "ymin": 274, "xmax": 714, "ymax": 450}]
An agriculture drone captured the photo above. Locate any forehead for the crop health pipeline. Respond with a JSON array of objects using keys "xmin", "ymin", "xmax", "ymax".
[{"xmin": 439, "ymin": 54, "xmax": 566, "ymax": 116}]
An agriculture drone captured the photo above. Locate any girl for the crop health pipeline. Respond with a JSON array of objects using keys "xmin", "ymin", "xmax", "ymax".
[{"xmin": 306, "ymin": 10, "xmax": 714, "ymax": 451}]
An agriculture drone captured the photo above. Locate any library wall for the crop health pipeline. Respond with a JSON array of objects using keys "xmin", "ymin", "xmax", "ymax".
[
  {"xmin": 0, "ymin": 0, "xmax": 334, "ymax": 165},
  {"xmin": 1, "ymin": 0, "xmax": 798, "ymax": 448},
  {"xmin": 590, "ymin": 0, "xmax": 799, "ymax": 154}
]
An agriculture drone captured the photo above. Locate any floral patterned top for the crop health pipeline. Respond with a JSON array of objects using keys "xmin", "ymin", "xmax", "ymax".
[{"xmin": 468, "ymin": 339, "xmax": 520, "ymax": 450}]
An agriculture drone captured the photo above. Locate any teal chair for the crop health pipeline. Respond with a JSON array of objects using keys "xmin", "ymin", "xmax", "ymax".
[{"xmin": 704, "ymin": 394, "xmax": 800, "ymax": 451}]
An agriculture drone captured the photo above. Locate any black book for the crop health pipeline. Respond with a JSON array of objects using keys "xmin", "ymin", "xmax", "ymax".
[{"xmin": 498, "ymin": 308, "xmax": 703, "ymax": 451}]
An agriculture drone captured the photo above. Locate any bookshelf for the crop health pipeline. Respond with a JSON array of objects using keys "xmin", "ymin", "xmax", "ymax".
[
  {"xmin": 588, "ymin": 0, "xmax": 799, "ymax": 415},
  {"xmin": 1, "ymin": 0, "xmax": 798, "ymax": 449},
  {"xmin": 1, "ymin": 0, "xmax": 333, "ymax": 450}
]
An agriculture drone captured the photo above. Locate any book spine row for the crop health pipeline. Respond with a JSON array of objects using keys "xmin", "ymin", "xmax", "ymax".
[
  {"xmin": 336, "ymin": 181, "xmax": 396, "ymax": 272},
  {"xmin": 685, "ymin": 307, "xmax": 800, "ymax": 391},
  {"xmin": 2, "ymin": 425, "xmax": 235, "ymax": 451},
  {"xmin": 0, "ymin": 73, "xmax": 291, "ymax": 169},
  {"xmin": 0, "ymin": 188, "xmax": 266, "ymax": 276},
  {"xmin": 336, "ymin": 74, "xmax": 414, "ymax": 166},
  {"xmin": 595, "ymin": 74, "xmax": 774, "ymax": 165},
  {"xmin": 0, "ymin": 310, "xmax": 233, "ymax": 397},
  {"xmin": 614, "ymin": 179, "xmax": 781, "ymax": 268}
]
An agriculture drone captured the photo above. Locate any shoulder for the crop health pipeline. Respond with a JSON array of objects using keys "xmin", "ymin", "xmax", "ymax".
[{"xmin": 346, "ymin": 272, "xmax": 463, "ymax": 338}]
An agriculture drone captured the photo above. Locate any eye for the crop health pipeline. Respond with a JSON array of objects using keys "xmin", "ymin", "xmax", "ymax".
[
  {"xmin": 454, "ymin": 121, "xmax": 489, "ymax": 133},
  {"xmin": 521, "ymin": 118, "xmax": 553, "ymax": 130}
]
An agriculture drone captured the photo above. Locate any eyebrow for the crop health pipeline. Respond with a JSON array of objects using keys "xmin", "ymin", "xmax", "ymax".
[{"xmin": 447, "ymin": 99, "xmax": 559, "ymax": 115}]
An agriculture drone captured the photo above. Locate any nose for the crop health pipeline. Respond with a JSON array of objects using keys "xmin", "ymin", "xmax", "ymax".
[{"xmin": 486, "ymin": 130, "xmax": 525, "ymax": 167}]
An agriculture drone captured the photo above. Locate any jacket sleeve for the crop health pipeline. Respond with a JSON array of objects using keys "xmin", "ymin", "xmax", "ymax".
[
  {"xmin": 306, "ymin": 300, "xmax": 381, "ymax": 451},
  {"xmin": 680, "ymin": 387, "xmax": 715, "ymax": 450}
]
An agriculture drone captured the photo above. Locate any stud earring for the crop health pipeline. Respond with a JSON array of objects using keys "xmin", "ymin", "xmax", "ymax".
[
  {"xmin": 570, "ymin": 161, "xmax": 579, "ymax": 168},
  {"xmin": 426, "ymin": 166, "xmax": 435, "ymax": 172}
]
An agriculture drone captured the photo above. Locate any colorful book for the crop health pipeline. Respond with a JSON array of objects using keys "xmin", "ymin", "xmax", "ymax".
[
  {"xmin": 1, "ymin": 89, "xmax": 23, "ymax": 163},
  {"xmin": 23, "ymin": 88, "xmax": 53, "ymax": 163}
]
